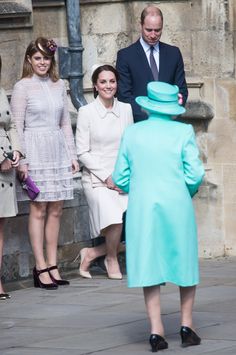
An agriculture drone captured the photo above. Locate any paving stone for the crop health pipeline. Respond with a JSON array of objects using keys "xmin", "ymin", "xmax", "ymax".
[{"xmin": 0, "ymin": 258, "xmax": 235, "ymax": 355}]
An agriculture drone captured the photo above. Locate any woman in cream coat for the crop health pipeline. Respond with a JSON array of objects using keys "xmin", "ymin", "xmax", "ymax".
[
  {"xmin": 0, "ymin": 55, "xmax": 22, "ymax": 299},
  {"xmin": 76, "ymin": 65, "xmax": 133, "ymax": 279}
]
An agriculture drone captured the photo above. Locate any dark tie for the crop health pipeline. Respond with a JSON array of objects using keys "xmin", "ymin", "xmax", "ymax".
[{"xmin": 149, "ymin": 46, "xmax": 158, "ymax": 81}]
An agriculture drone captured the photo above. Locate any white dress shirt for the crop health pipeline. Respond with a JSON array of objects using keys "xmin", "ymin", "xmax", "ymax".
[{"xmin": 140, "ymin": 37, "xmax": 160, "ymax": 71}]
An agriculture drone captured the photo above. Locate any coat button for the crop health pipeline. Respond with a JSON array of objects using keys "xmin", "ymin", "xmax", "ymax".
[
  {"xmin": 9, "ymin": 145, "xmax": 12, "ymax": 150},
  {"xmin": 10, "ymin": 183, "xmax": 13, "ymax": 187},
  {"xmin": 6, "ymin": 111, "xmax": 10, "ymax": 115},
  {"xmin": 1, "ymin": 183, "xmax": 4, "ymax": 188}
]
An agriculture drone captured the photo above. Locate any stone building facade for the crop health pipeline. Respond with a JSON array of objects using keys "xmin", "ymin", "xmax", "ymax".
[{"xmin": 0, "ymin": 0, "xmax": 235, "ymax": 282}]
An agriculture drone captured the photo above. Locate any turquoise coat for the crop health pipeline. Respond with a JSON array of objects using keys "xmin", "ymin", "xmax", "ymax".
[{"xmin": 113, "ymin": 114, "xmax": 205, "ymax": 288}]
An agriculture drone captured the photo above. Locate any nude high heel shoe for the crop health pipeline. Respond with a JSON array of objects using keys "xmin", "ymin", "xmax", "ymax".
[
  {"xmin": 74, "ymin": 248, "xmax": 92, "ymax": 279},
  {"xmin": 104, "ymin": 258, "xmax": 122, "ymax": 280}
]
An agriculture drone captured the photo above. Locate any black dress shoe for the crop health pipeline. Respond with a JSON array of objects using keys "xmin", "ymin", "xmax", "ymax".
[
  {"xmin": 0, "ymin": 293, "xmax": 11, "ymax": 300},
  {"xmin": 33, "ymin": 267, "xmax": 58, "ymax": 290},
  {"xmin": 48, "ymin": 265, "xmax": 70, "ymax": 286},
  {"xmin": 149, "ymin": 334, "xmax": 168, "ymax": 352},
  {"xmin": 180, "ymin": 326, "xmax": 201, "ymax": 347}
]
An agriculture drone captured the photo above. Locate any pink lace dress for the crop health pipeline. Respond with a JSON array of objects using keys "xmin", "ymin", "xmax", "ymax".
[{"xmin": 10, "ymin": 74, "xmax": 77, "ymax": 201}]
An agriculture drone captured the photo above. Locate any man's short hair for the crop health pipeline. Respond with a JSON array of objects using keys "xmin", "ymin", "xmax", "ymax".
[{"xmin": 140, "ymin": 5, "xmax": 163, "ymax": 25}]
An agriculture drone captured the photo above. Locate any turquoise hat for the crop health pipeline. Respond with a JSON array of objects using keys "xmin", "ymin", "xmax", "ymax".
[{"xmin": 135, "ymin": 81, "xmax": 186, "ymax": 116}]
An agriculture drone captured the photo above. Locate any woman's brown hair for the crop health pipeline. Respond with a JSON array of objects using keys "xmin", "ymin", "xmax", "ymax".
[{"xmin": 21, "ymin": 37, "xmax": 59, "ymax": 82}]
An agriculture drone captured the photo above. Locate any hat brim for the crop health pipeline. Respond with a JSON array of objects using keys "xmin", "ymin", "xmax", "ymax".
[{"xmin": 136, "ymin": 97, "xmax": 186, "ymax": 116}]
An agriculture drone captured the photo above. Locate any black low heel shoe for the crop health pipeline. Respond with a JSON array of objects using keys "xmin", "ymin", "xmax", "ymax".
[
  {"xmin": 33, "ymin": 267, "xmax": 58, "ymax": 290},
  {"xmin": 0, "ymin": 293, "xmax": 11, "ymax": 300},
  {"xmin": 180, "ymin": 326, "xmax": 201, "ymax": 347},
  {"xmin": 48, "ymin": 265, "xmax": 70, "ymax": 286},
  {"xmin": 149, "ymin": 334, "xmax": 168, "ymax": 352}
]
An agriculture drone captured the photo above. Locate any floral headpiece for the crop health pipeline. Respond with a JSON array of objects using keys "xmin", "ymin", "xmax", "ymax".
[
  {"xmin": 46, "ymin": 39, "xmax": 57, "ymax": 53},
  {"xmin": 35, "ymin": 38, "xmax": 57, "ymax": 57}
]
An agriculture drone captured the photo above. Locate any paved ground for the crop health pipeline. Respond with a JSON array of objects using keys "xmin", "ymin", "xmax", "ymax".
[{"xmin": 0, "ymin": 257, "xmax": 236, "ymax": 355}]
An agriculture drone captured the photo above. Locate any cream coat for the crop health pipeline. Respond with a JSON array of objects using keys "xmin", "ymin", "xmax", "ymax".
[
  {"xmin": 0, "ymin": 88, "xmax": 21, "ymax": 217},
  {"xmin": 76, "ymin": 97, "xmax": 133, "ymax": 238}
]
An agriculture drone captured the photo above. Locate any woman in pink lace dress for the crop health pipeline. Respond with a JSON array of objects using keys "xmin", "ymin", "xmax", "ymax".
[{"xmin": 10, "ymin": 37, "xmax": 79, "ymax": 290}]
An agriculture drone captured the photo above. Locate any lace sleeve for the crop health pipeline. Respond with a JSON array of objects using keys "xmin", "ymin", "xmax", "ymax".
[
  {"xmin": 10, "ymin": 81, "xmax": 28, "ymax": 164},
  {"xmin": 60, "ymin": 81, "xmax": 77, "ymax": 160}
]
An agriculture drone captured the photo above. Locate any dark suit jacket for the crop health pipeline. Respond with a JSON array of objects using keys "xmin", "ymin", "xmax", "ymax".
[{"xmin": 116, "ymin": 40, "xmax": 188, "ymax": 122}]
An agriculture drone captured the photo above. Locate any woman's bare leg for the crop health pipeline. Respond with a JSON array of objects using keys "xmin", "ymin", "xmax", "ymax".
[
  {"xmin": 45, "ymin": 201, "xmax": 64, "ymax": 280},
  {"xmin": 29, "ymin": 201, "xmax": 51, "ymax": 284},
  {"xmin": 79, "ymin": 224, "xmax": 123, "ymax": 274},
  {"xmin": 143, "ymin": 285, "xmax": 164, "ymax": 336},
  {"xmin": 0, "ymin": 218, "xmax": 5, "ymax": 293},
  {"xmin": 103, "ymin": 223, "xmax": 122, "ymax": 275},
  {"xmin": 179, "ymin": 285, "xmax": 196, "ymax": 328}
]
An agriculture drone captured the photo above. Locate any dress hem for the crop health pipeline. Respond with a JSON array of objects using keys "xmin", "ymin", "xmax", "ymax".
[
  {"xmin": 127, "ymin": 279, "xmax": 199, "ymax": 288},
  {"xmin": 17, "ymin": 196, "xmax": 74, "ymax": 202},
  {"xmin": 90, "ymin": 216, "xmax": 124, "ymax": 239}
]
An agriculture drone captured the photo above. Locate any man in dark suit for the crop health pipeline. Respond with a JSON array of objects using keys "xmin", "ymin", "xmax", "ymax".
[{"xmin": 116, "ymin": 5, "xmax": 188, "ymax": 122}]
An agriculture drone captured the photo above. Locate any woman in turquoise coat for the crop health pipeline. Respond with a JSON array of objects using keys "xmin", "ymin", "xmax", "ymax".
[{"xmin": 112, "ymin": 82, "xmax": 205, "ymax": 352}]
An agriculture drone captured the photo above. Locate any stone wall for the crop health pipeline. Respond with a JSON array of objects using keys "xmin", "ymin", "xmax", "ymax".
[
  {"xmin": 80, "ymin": 0, "xmax": 236, "ymax": 258},
  {"xmin": 0, "ymin": 0, "xmax": 236, "ymax": 282}
]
